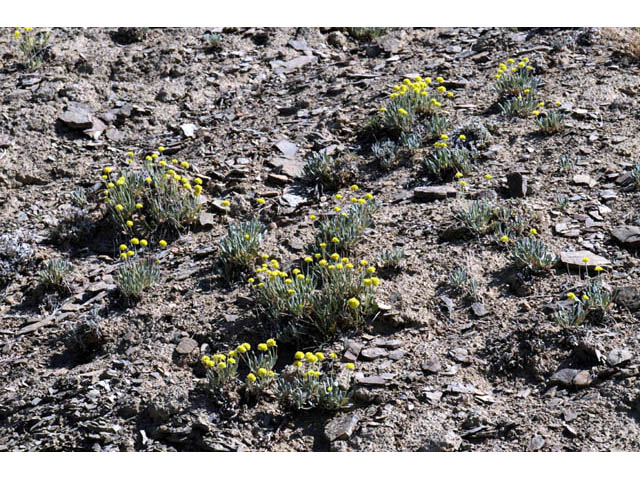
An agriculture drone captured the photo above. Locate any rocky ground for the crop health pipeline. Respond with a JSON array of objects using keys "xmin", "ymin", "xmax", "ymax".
[{"xmin": 1, "ymin": 27, "xmax": 640, "ymax": 452}]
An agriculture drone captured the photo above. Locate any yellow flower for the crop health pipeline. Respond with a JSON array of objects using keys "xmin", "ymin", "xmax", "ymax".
[
  {"xmin": 284, "ymin": 278, "xmax": 293, "ymax": 284},
  {"xmin": 145, "ymin": 156, "xmax": 152, "ymax": 162},
  {"xmin": 336, "ymin": 263, "xmax": 343, "ymax": 270},
  {"xmin": 447, "ymin": 92, "xmax": 454, "ymax": 98},
  {"xmin": 258, "ymin": 343, "xmax": 268, "ymax": 352},
  {"xmin": 583, "ymin": 295, "xmax": 590, "ymax": 301},
  {"xmin": 256, "ymin": 197, "xmax": 265, "ymax": 204},
  {"xmin": 194, "ymin": 178, "xmax": 202, "ymax": 185},
  {"xmin": 119, "ymin": 244, "xmax": 127, "ymax": 251},
  {"xmin": 459, "ymin": 180, "xmax": 467, "ymax": 187},
  {"xmin": 294, "ymin": 351, "xmax": 305, "ymax": 360},
  {"xmin": 436, "ymin": 76, "xmax": 444, "ymax": 84},
  {"xmin": 532, "ymin": 110, "xmax": 540, "ymax": 116},
  {"xmin": 524, "ymin": 89, "xmax": 530, "ymax": 94},
  {"xmin": 331, "ymin": 237, "xmax": 339, "ymax": 243},
  {"xmin": 507, "ymin": 58, "xmax": 515, "ymax": 64},
  {"xmin": 304, "ymin": 256, "xmax": 313, "ymax": 263},
  {"xmin": 159, "ymin": 240, "xmax": 167, "ymax": 248},
  {"xmin": 131, "ymin": 238, "xmax": 140, "ymax": 246},
  {"xmin": 319, "ymin": 259, "xmax": 328, "ymax": 266},
  {"xmin": 538, "ymin": 102, "xmax": 545, "ymax": 108},
  {"xmin": 567, "ymin": 292, "xmax": 577, "ymax": 301},
  {"xmin": 183, "ymin": 183, "xmax": 192, "ymax": 191},
  {"xmin": 335, "ymin": 193, "xmax": 343, "ymax": 200},
  {"xmin": 330, "ymin": 253, "xmax": 340, "ymax": 261},
  {"xmin": 364, "ymin": 193, "xmax": 373, "ymax": 200},
  {"xmin": 526, "ymin": 66, "xmax": 533, "ymax": 71},
  {"xmin": 484, "ymin": 174, "xmax": 492, "ymax": 180},
  {"xmin": 248, "ymin": 278, "xmax": 255, "ymax": 284},
  {"xmin": 334, "ymin": 206, "xmax": 341, "ymax": 212},
  {"xmin": 14, "ymin": 30, "xmax": 21, "ymax": 39},
  {"xmin": 140, "ymin": 239, "xmax": 148, "ymax": 247},
  {"xmin": 316, "ymin": 352, "xmax": 325, "ymax": 361},
  {"xmin": 293, "ymin": 361, "xmax": 302, "ymax": 368},
  {"xmin": 500, "ymin": 235, "xmax": 509, "ymax": 243},
  {"xmin": 247, "ymin": 373, "xmax": 256, "ymax": 383},
  {"xmin": 115, "ymin": 204, "xmax": 124, "ymax": 211},
  {"xmin": 440, "ymin": 134, "xmax": 448, "ymax": 140},
  {"xmin": 152, "ymin": 153, "xmax": 159, "ymax": 160},
  {"xmin": 194, "ymin": 185, "xmax": 202, "ymax": 195},
  {"xmin": 582, "ymin": 257, "xmax": 590, "ymax": 263},
  {"xmin": 594, "ymin": 266, "xmax": 603, "ymax": 272},
  {"xmin": 237, "ymin": 345, "xmax": 246, "ymax": 354},
  {"xmin": 351, "ymin": 185, "xmax": 359, "ymax": 191},
  {"xmin": 242, "ymin": 343, "xmax": 251, "ymax": 351},
  {"xmin": 522, "ymin": 57, "xmax": 529, "ymax": 63},
  {"xmin": 126, "ymin": 220, "xmax": 134, "ymax": 228},
  {"xmin": 319, "ymin": 242, "xmax": 327, "ymax": 248},
  {"xmin": 555, "ymin": 101, "xmax": 561, "ymax": 107},
  {"xmin": 398, "ymin": 108, "xmax": 408, "ymax": 116},
  {"xmin": 437, "ymin": 86, "xmax": 446, "ymax": 93},
  {"xmin": 266, "ymin": 338, "xmax": 276, "ymax": 348},
  {"xmin": 103, "ymin": 167, "xmax": 113, "ymax": 174},
  {"xmin": 221, "ymin": 200, "xmax": 230, "ymax": 207},
  {"xmin": 380, "ymin": 107, "xmax": 387, "ymax": 113},
  {"xmin": 127, "ymin": 250, "xmax": 135, "ymax": 257},
  {"xmin": 363, "ymin": 278, "xmax": 372, "ymax": 287},
  {"xmin": 347, "ymin": 297, "xmax": 360, "ymax": 309},
  {"xmin": 345, "ymin": 363, "xmax": 355, "ymax": 370},
  {"xmin": 144, "ymin": 177, "xmax": 152, "ymax": 184},
  {"xmin": 366, "ymin": 266, "xmax": 376, "ymax": 274},
  {"xmin": 120, "ymin": 253, "xmax": 128, "ymax": 259},
  {"xmin": 180, "ymin": 161, "xmax": 189, "ymax": 169},
  {"xmin": 530, "ymin": 228, "xmax": 538, "ymax": 235},
  {"xmin": 329, "ymin": 352, "xmax": 337, "ymax": 359}
]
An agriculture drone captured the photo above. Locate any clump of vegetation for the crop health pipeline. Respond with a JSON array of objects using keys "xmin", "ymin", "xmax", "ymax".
[
  {"xmin": 371, "ymin": 139, "xmax": 398, "ymax": 171},
  {"xmin": 219, "ymin": 219, "xmax": 266, "ymax": 281},
  {"xmin": 346, "ymin": 27, "xmax": 387, "ymax": 41},
  {"xmin": 511, "ymin": 237, "xmax": 557, "ymax": 273},
  {"xmin": 64, "ymin": 310, "xmax": 105, "ymax": 359},
  {"xmin": 455, "ymin": 200, "xmax": 495, "ymax": 236},
  {"xmin": 39, "ymin": 259, "xmax": 72, "ymax": 291},
  {"xmin": 309, "ymin": 188, "xmax": 377, "ymax": 255},
  {"xmin": 451, "ymin": 121, "xmax": 493, "ymax": 153},
  {"xmin": 494, "ymin": 57, "xmax": 538, "ymax": 99},
  {"xmin": 250, "ymin": 249, "xmax": 380, "ymax": 341},
  {"xmin": 114, "ymin": 238, "xmax": 163, "ymax": 302},
  {"xmin": 630, "ymin": 163, "xmax": 640, "ymax": 189},
  {"xmin": 111, "ymin": 27, "xmax": 148, "ymax": 44},
  {"xmin": 203, "ymin": 32, "xmax": 223, "ymax": 52},
  {"xmin": 202, "ymin": 340, "xmax": 356, "ymax": 411},
  {"xmin": 13, "ymin": 27, "xmax": 51, "ymax": 71},
  {"xmin": 49, "ymin": 207, "xmax": 95, "ymax": 247},
  {"xmin": 101, "ymin": 149, "xmax": 202, "ymax": 239},
  {"xmin": 424, "ymin": 141, "xmax": 472, "ymax": 179},
  {"xmin": 0, "ymin": 232, "xmax": 34, "ymax": 287},
  {"xmin": 377, "ymin": 247, "xmax": 405, "ymax": 272},
  {"xmin": 556, "ymin": 194, "xmax": 569, "ymax": 211},
  {"xmin": 499, "ymin": 94, "xmax": 539, "ymax": 117},
  {"xmin": 455, "ymin": 199, "xmax": 533, "ymax": 238},
  {"xmin": 303, "ymin": 151, "xmax": 354, "ymax": 192},
  {"xmin": 449, "ymin": 265, "xmax": 481, "ymax": 301},
  {"xmin": 533, "ymin": 101, "xmax": 565, "ymax": 134},
  {"xmin": 558, "ymin": 155, "xmax": 576, "ymax": 174}
]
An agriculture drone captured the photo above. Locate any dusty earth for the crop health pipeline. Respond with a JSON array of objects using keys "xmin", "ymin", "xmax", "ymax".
[{"xmin": 1, "ymin": 27, "xmax": 640, "ymax": 452}]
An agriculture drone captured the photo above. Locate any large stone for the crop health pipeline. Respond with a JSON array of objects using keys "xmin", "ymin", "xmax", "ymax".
[
  {"xmin": 413, "ymin": 186, "xmax": 457, "ymax": 201},
  {"xmin": 324, "ymin": 412, "xmax": 359, "ymax": 441},
  {"xmin": 175, "ymin": 337, "xmax": 198, "ymax": 355},
  {"xmin": 607, "ymin": 349, "xmax": 633, "ymax": 367},
  {"xmin": 267, "ymin": 157, "xmax": 304, "ymax": 178},
  {"xmin": 612, "ymin": 225, "xmax": 640, "ymax": 248},
  {"xmin": 559, "ymin": 250, "xmax": 610, "ymax": 269},
  {"xmin": 549, "ymin": 368, "xmax": 578, "ymax": 386},
  {"xmin": 573, "ymin": 174, "xmax": 597, "ymax": 188},
  {"xmin": 58, "ymin": 103, "xmax": 94, "ymax": 129},
  {"xmin": 615, "ymin": 287, "xmax": 640, "ymax": 312},
  {"xmin": 360, "ymin": 347, "xmax": 388, "ymax": 360},
  {"xmin": 275, "ymin": 139, "xmax": 298, "ymax": 159}
]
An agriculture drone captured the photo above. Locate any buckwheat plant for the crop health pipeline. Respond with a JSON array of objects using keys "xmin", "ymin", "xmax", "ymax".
[
  {"xmin": 512, "ymin": 237, "xmax": 557, "ymax": 273},
  {"xmin": 114, "ymin": 238, "xmax": 162, "ymax": 302},
  {"xmin": 13, "ymin": 27, "xmax": 51, "ymax": 71},
  {"xmin": 455, "ymin": 200, "xmax": 495, "ymax": 236},
  {"xmin": 534, "ymin": 101, "xmax": 565, "ymax": 134},
  {"xmin": 219, "ymin": 219, "xmax": 265, "ymax": 281},
  {"xmin": 39, "ymin": 258, "xmax": 73, "ymax": 291},
  {"xmin": 424, "ymin": 143, "xmax": 472, "ymax": 178},
  {"xmin": 494, "ymin": 57, "xmax": 538, "ymax": 99}
]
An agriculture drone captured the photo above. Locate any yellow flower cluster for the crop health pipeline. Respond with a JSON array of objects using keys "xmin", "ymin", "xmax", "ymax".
[
  {"xmin": 386, "ymin": 75, "xmax": 449, "ymax": 111},
  {"xmin": 495, "ymin": 57, "xmax": 531, "ymax": 80}
]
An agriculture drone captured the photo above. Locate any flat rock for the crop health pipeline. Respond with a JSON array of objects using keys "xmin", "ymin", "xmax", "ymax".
[
  {"xmin": 388, "ymin": 350, "xmax": 405, "ymax": 360},
  {"xmin": 324, "ymin": 412, "xmax": 359, "ymax": 442},
  {"xmin": 573, "ymin": 174, "xmax": 597, "ymax": 188},
  {"xmin": 199, "ymin": 211, "xmax": 216, "ymax": 227},
  {"xmin": 528, "ymin": 435, "xmax": 545, "ymax": 451},
  {"xmin": 176, "ymin": 337, "xmax": 198, "ymax": 355},
  {"xmin": 559, "ymin": 250, "xmax": 610, "ymax": 269},
  {"xmin": 180, "ymin": 123, "xmax": 197, "ymax": 138},
  {"xmin": 274, "ymin": 139, "xmax": 298, "ymax": 159},
  {"xmin": 344, "ymin": 341, "xmax": 363, "ymax": 362},
  {"xmin": 413, "ymin": 186, "xmax": 457, "ymax": 201},
  {"xmin": 268, "ymin": 157, "xmax": 304, "ymax": 178},
  {"xmin": 607, "ymin": 349, "xmax": 633, "ymax": 367},
  {"xmin": 271, "ymin": 55, "xmax": 317, "ymax": 74},
  {"xmin": 16, "ymin": 319, "xmax": 53, "ymax": 335},
  {"xmin": 572, "ymin": 370, "xmax": 592, "ymax": 387},
  {"xmin": 360, "ymin": 347, "xmax": 388, "ymax": 360},
  {"xmin": 550, "ymin": 368, "xmax": 578, "ymax": 386},
  {"xmin": 371, "ymin": 338, "xmax": 404, "ymax": 349},
  {"xmin": 471, "ymin": 302, "xmax": 487, "ymax": 317},
  {"xmin": 421, "ymin": 357, "xmax": 442, "ymax": 374},
  {"xmin": 506, "ymin": 171, "xmax": 527, "ymax": 197},
  {"xmin": 355, "ymin": 375, "xmax": 387, "ymax": 386},
  {"xmin": 612, "ymin": 225, "xmax": 640, "ymax": 248},
  {"xmin": 599, "ymin": 189, "xmax": 617, "ymax": 200},
  {"xmin": 450, "ymin": 348, "xmax": 472, "ymax": 364},
  {"xmin": 375, "ymin": 34, "xmax": 404, "ymax": 54},
  {"xmin": 59, "ymin": 104, "xmax": 94, "ymax": 129}
]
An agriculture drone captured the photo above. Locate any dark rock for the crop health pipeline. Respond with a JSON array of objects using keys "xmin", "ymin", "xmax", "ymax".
[
  {"xmin": 506, "ymin": 171, "xmax": 527, "ymax": 197},
  {"xmin": 413, "ymin": 185, "xmax": 457, "ymax": 201},
  {"xmin": 549, "ymin": 369, "xmax": 578, "ymax": 386},
  {"xmin": 324, "ymin": 412, "xmax": 359, "ymax": 441},
  {"xmin": 612, "ymin": 225, "xmax": 640, "ymax": 248}
]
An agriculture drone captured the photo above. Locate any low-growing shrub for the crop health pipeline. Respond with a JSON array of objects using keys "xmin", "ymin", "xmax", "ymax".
[
  {"xmin": 494, "ymin": 57, "xmax": 538, "ymax": 99},
  {"xmin": 101, "ymin": 149, "xmax": 202, "ymax": 240},
  {"xmin": 13, "ymin": 27, "xmax": 51, "ymax": 71},
  {"xmin": 219, "ymin": 219, "xmax": 266, "ymax": 281},
  {"xmin": 39, "ymin": 259, "xmax": 72, "ymax": 291},
  {"xmin": 424, "ymin": 144, "xmax": 472, "ymax": 179},
  {"xmin": 303, "ymin": 151, "xmax": 354, "ymax": 192},
  {"xmin": 512, "ymin": 237, "xmax": 557, "ymax": 273},
  {"xmin": 0, "ymin": 232, "xmax": 34, "ymax": 287},
  {"xmin": 114, "ymin": 238, "xmax": 163, "ymax": 302},
  {"xmin": 533, "ymin": 101, "xmax": 565, "ymax": 134}
]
